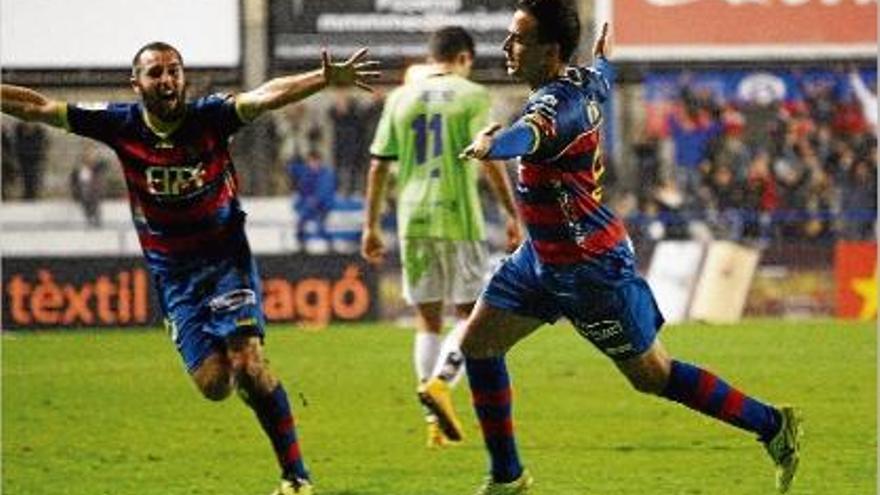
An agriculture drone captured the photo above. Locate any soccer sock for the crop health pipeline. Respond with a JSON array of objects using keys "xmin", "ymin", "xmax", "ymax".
[
  {"xmin": 432, "ymin": 319, "xmax": 468, "ymax": 387},
  {"xmin": 243, "ymin": 383, "xmax": 310, "ymax": 481},
  {"xmin": 415, "ymin": 331, "xmax": 442, "ymax": 383},
  {"xmin": 661, "ymin": 359, "xmax": 781, "ymax": 442},
  {"xmin": 466, "ymin": 356, "xmax": 523, "ymax": 483}
]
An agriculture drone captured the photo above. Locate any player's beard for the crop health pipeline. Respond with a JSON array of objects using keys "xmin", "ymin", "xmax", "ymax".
[{"xmin": 144, "ymin": 86, "xmax": 187, "ymax": 123}]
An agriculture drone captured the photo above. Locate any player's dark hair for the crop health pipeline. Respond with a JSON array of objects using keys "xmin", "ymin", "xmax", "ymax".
[
  {"xmin": 131, "ymin": 41, "xmax": 184, "ymax": 76},
  {"xmin": 515, "ymin": 0, "xmax": 581, "ymax": 63},
  {"xmin": 428, "ymin": 26, "xmax": 476, "ymax": 63}
]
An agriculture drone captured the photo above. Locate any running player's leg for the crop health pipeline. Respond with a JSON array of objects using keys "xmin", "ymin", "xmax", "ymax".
[
  {"xmin": 428, "ymin": 301, "xmax": 473, "ymax": 386},
  {"xmin": 430, "ymin": 240, "xmax": 488, "ymax": 387},
  {"xmin": 615, "ymin": 339, "xmax": 782, "ymax": 441},
  {"xmin": 228, "ymin": 333, "xmax": 310, "ymax": 487},
  {"xmin": 461, "ymin": 300, "xmax": 543, "ymax": 485},
  {"xmin": 616, "ymin": 339, "xmax": 801, "ymax": 492},
  {"xmin": 413, "ymin": 301, "xmax": 458, "ymax": 445},
  {"xmin": 461, "ymin": 242, "xmax": 555, "ymax": 486},
  {"xmin": 414, "ymin": 301, "xmax": 446, "ymax": 384},
  {"xmin": 402, "ymin": 238, "xmax": 447, "ymax": 387},
  {"xmin": 402, "ymin": 238, "xmax": 460, "ymax": 442},
  {"xmin": 572, "ymin": 274, "xmax": 800, "ymax": 492}
]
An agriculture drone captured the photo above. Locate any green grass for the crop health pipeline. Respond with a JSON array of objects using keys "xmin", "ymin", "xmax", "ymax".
[{"xmin": 2, "ymin": 320, "xmax": 876, "ymax": 495}]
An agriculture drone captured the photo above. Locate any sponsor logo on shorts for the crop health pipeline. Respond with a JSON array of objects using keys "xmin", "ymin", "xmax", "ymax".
[
  {"xmin": 573, "ymin": 319, "xmax": 635, "ymax": 357},
  {"xmin": 574, "ymin": 319, "xmax": 623, "ymax": 341},
  {"xmin": 208, "ymin": 289, "xmax": 257, "ymax": 313}
]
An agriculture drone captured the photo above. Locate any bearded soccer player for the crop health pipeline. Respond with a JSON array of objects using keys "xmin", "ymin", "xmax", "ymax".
[
  {"xmin": 362, "ymin": 26, "xmax": 521, "ymax": 448},
  {"xmin": 1, "ymin": 43, "xmax": 379, "ymax": 495},
  {"xmin": 455, "ymin": 1, "xmax": 803, "ymax": 494}
]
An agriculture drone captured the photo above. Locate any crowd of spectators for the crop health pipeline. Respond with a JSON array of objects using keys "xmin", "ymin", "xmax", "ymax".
[{"xmin": 627, "ymin": 68, "xmax": 877, "ymax": 246}]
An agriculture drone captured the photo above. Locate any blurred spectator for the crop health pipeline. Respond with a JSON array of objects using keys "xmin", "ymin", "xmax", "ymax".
[
  {"xmin": 742, "ymin": 150, "xmax": 779, "ymax": 243},
  {"xmin": 287, "ymin": 150, "xmax": 336, "ymax": 248},
  {"xmin": 666, "ymin": 89, "xmax": 721, "ymax": 209},
  {"xmin": 277, "ymin": 103, "xmax": 323, "ymax": 168},
  {"xmin": 2, "ymin": 121, "xmax": 18, "ymax": 200},
  {"xmin": 643, "ymin": 181, "xmax": 691, "ymax": 241},
  {"xmin": 632, "ymin": 134, "xmax": 663, "ymax": 198},
  {"xmin": 329, "ymin": 92, "xmax": 364, "ymax": 197},
  {"xmin": 713, "ymin": 107, "xmax": 751, "ymax": 181},
  {"xmin": 69, "ymin": 143, "xmax": 109, "ymax": 227},
  {"xmin": 357, "ymin": 89, "xmax": 385, "ymax": 178},
  {"xmin": 15, "ymin": 122, "xmax": 47, "ymax": 200},
  {"xmin": 839, "ymin": 158, "xmax": 877, "ymax": 240},
  {"xmin": 230, "ymin": 114, "xmax": 280, "ymax": 195},
  {"xmin": 706, "ymin": 164, "xmax": 745, "ymax": 240}
]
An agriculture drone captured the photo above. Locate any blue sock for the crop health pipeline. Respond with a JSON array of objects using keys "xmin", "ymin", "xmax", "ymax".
[
  {"xmin": 661, "ymin": 360, "xmax": 781, "ymax": 442},
  {"xmin": 245, "ymin": 383, "xmax": 309, "ymax": 481},
  {"xmin": 466, "ymin": 356, "xmax": 523, "ymax": 483}
]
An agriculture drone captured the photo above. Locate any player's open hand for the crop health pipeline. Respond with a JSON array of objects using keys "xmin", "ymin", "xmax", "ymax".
[
  {"xmin": 360, "ymin": 227, "xmax": 386, "ymax": 265},
  {"xmin": 460, "ymin": 123, "xmax": 502, "ymax": 160},
  {"xmin": 593, "ymin": 22, "xmax": 611, "ymax": 59},
  {"xmin": 322, "ymin": 48, "xmax": 381, "ymax": 92}
]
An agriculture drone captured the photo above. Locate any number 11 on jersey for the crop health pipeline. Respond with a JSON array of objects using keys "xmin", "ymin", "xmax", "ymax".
[{"xmin": 412, "ymin": 113, "xmax": 443, "ymax": 165}]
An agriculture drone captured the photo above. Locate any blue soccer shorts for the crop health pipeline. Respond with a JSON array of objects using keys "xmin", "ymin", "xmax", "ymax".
[
  {"xmin": 481, "ymin": 240, "xmax": 665, "ymax": 360},
  {"xmin": 152, "ymin": 246, "xmax": 266, "ymax": 373}
]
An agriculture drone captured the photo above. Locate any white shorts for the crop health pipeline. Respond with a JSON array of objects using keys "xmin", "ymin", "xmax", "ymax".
[{"xmin": 400, "ymin": 238, "xmax": 488, "ymax": 305}]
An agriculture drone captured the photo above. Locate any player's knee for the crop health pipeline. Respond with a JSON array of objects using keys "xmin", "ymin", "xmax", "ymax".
[
  {"xmin": 192, "ymin": 369, "xmax": 233, "ymax": 401},
  {"xmin": 192, "ymin": 353, "xmax": 233, "ymax": 401},
  {"xmin": 460, "ymin": 332, "xmax": 502, "ymax": 359},
  {"xmin": 198, "ymin": 378, "xmax": 234, "ymax": 401},
  {"xmin": 626, "ymin": 373, "xmax": 666, "ymax": 395},
  {"xmin": 230, "ymin": 352, "xmax": 277, "ymax": 395}
]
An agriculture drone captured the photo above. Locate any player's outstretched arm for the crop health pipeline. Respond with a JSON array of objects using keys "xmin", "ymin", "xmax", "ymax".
[
  {"xmin": 236, "ymin": 48, "xmax": 380, "ymax": 122},
  {"xmin": 1, "ymin": 84, "xmax": 68, "ymax": 128},
  {"xmin": 461, "ymin": 120, "xmax": 539, "ymax": 161}
]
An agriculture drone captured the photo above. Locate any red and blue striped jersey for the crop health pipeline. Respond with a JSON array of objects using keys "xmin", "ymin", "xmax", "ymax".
[
  {"xmin": 66, "ymin": 94, "xmax": 247, "ymax": 269},
  {"xmin": 515, "ymin": 62, "xmax": 628, "ymax": 265}
]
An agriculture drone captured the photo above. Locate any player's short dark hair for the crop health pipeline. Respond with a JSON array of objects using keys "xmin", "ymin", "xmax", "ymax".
[
  {"xmin": 516, "ymin": 0, "xmax": 581, "ymax": 63},
  {"xmin": 131, "ymin": 41, "xmax": 184, "ymax": 75},
  {"xmin": 428, "ymin": 26, "xmax": 476, "ymax": 63}
]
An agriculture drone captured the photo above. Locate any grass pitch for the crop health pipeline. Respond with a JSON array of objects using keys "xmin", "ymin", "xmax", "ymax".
[{"xmin": 2, "ymin": 320, "xmax": 876, "ymax": 494}]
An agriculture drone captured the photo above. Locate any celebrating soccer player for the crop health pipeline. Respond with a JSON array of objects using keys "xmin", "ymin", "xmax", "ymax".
[
  {"xmin": 457, "ymin": 2, "xmax": 803, "ymax": 494},
  {"xmin": 361, "ymin": 26, "xmax": 522, "ymax": 448},
  {"xmin": 1, "ymin": 43, "xmax": 379, "ymax": 495}
]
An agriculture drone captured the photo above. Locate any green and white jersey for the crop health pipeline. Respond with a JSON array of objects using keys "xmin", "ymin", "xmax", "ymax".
[{"xmin": 370, "ymin": 73, "xmax": 490, "ymax": 240}]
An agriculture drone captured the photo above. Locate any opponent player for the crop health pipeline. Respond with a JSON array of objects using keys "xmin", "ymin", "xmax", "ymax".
[
  {"xmin": 1, "ymin": 43, "xmax": 378, "ymax": 495},
  {"xmin": 454, "ymin": 2, "xmax": 803, "ymax": 493},
  {"xmin": 361, "ymin": 27, "xmax": 521, "ymax": 447}
]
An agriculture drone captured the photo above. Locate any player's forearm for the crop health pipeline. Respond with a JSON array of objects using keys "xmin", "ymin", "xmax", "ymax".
[
  {"xmin": 483, "ymin": 160, "xmax": 519, "ymax": 220},
  {"xmin": 486, "ymin": 120, "xmax": 539, "ymax": 159},
  {"xmin": 236, "ymin": 70, "xmax": 326, "ymax": 121},
  {"xmin": 364, "ymin": 158, "xmax": 391, "ymax": 230},
  {"xmin": 593, "ymin": 56, "xmax": 613, "ymax": 88},
  {"xmin": 1, "ymin": 84, "xmax": 66, "ymax": 127}
]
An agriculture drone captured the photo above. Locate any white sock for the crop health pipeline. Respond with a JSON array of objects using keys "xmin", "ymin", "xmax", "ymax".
[
  {"xmin": 414, "ymin": 331, "xmax": 442, "ymax": 383},
  {"xmin": 431, "ymin": 319, "xmax": 468, "ymax": 387}
]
